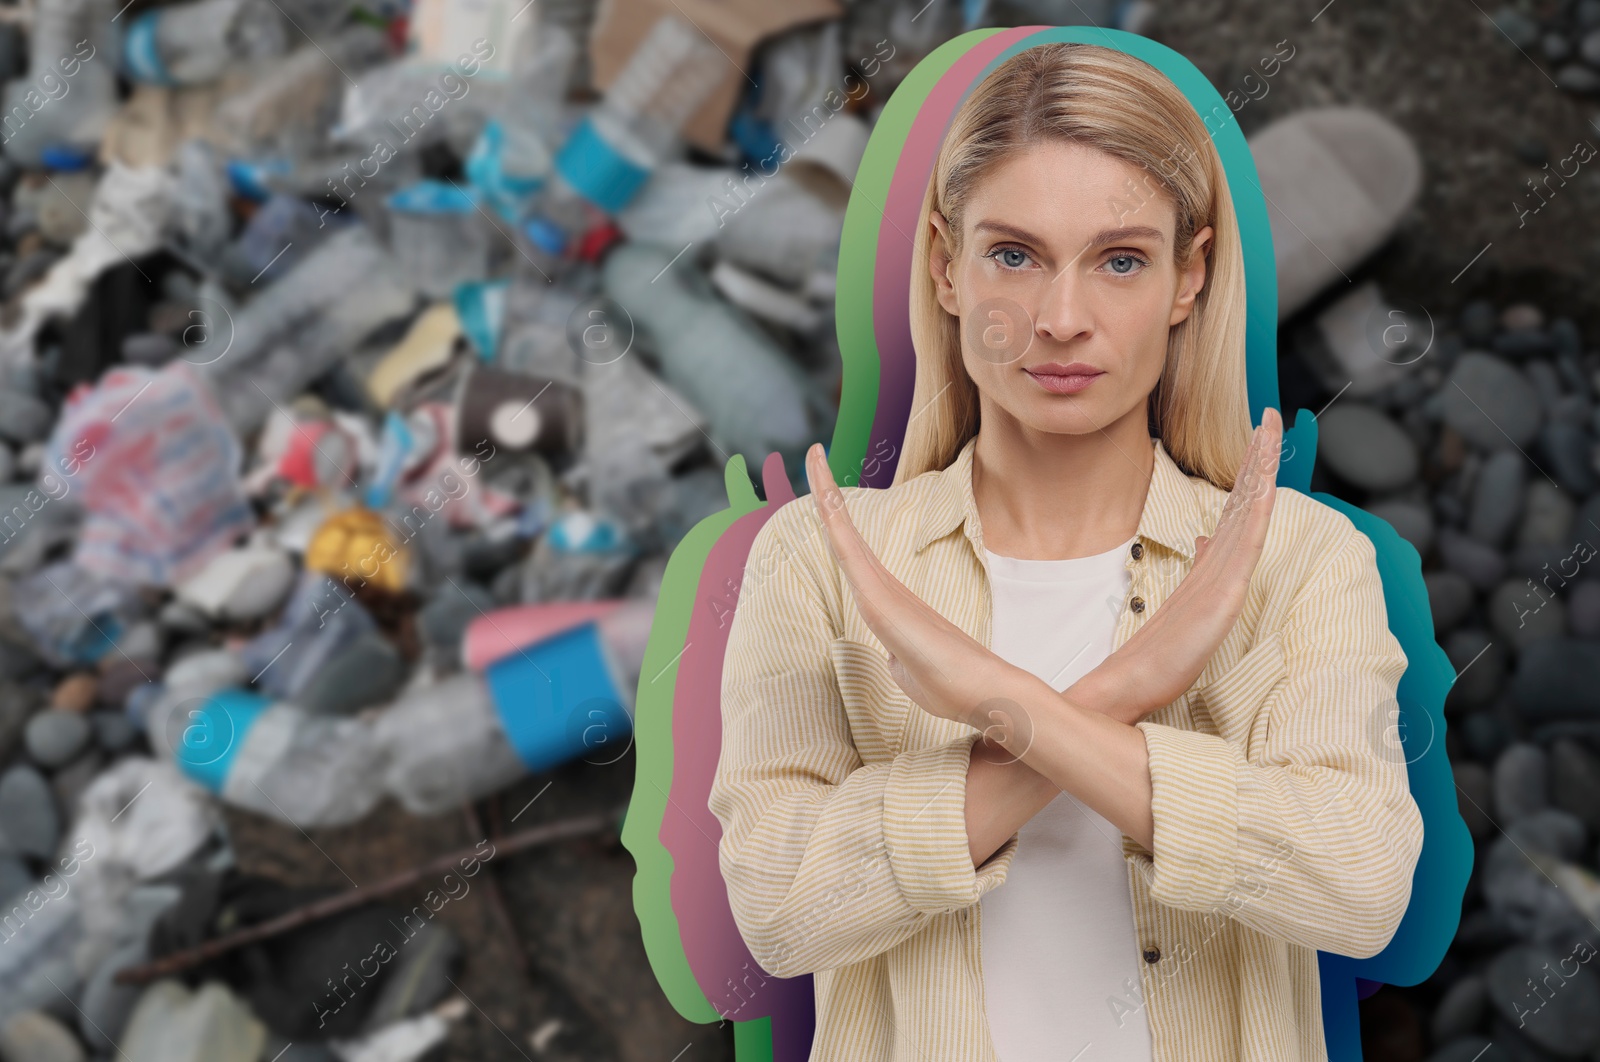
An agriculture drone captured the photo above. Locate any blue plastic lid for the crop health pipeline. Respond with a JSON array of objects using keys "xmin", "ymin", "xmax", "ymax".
[
  {"xmin": 40, "ymin": 144, "xmax": 95, "ymax": 172},
  {"xmin": 522, "ymin": 216, "xmax": 567, "ymax": 257},
  {"xmin": 171, "ymin": 689, "xmax": 273, "ymax": 793},
  {"xmin": 386, "ymin": 179, "xmax": 479, "ymax": 214}
]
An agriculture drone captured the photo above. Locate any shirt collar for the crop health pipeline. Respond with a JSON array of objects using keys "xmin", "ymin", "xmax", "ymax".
[{"xmin": 909, "ymin": 434, "xmax": 1203, "ymax": 559}]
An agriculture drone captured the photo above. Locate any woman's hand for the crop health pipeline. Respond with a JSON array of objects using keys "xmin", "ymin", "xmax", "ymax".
[
  {"xmin": 805, "ymin": 443, "xmax": 1012, "ymax": 730},
  {"xmin": 1068, "ymin": 408, "xmax": 1284, "ymax": 724}
]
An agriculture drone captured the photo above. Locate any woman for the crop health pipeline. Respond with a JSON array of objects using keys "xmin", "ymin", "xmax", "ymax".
[{"xmin": 710, "ymin": 41, "xmax": 1424, "ymax": 1062}]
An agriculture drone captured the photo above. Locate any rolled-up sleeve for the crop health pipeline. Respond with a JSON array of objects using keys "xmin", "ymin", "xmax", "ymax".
[
  {"xmin": 709, "ymin": 500, "xmax": 1017, "ymax": 979},
  {"xmin": 1135, "ymin": 526, "xmax": 1424, "ymax": 960}
]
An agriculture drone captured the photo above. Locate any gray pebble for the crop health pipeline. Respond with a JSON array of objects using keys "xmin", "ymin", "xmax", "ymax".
[
  {"xmin": 23, "ymin": 710, "xmax": 91, "ymax": 769},
  {"xmin": 1583, "ymin": 0, "xmax": 1600, "ymax": 30},
  {"xmin": 1430, "ymin": 974, "xmax": 1488, "ymax": 1044},
  {"xmin": 1315, "ymin": 404, "xmax": 1419, "ymax": 491},
  {"xmin": 1467, "ymin": 451, "xmax": 1527, "ymax": 546},
  {"xmin": 1424, "ymin": 1037, "xmax": 1511, "ymax": 1062},
  {"xmin": 1445, "ymin": 628, "xmax": 1505, "ymax": 709},
  {"xmin": 1516, "ymin": 480, "xmax": 1575, "ymax": 549},
  {"xmin": 0, "ymin": 851, "xmax": 29, "ymax": 906},
  {"xmin": 1444, "ymin": 353, "xmax": 1543, "ymax": 450},
  {"xmin": 1488, "ymin": 577, "xmax": 1565, "ymax": 648},
  {"xmin": 90, "ymin": 711, "xmax": 137, "ymax": 753},
  {"xmin": 1513, "ymin": 638, "xmax": 1600, "ymax": 722},
  {"xmin": 1550, "ymin": 318, "xmax": 1582, "ymax": 358},
  {"xmin": 0, "ymin": 390, "xmax": 53, "ymax": 444},
  {"xmin": 1460, "ymin": 300, "xmax": 1498, "ymax": 346},
  {"xmin": 1487, "ymin": 945, "xmax": 1600, "ymax": 1056},
  {"xmin": 1368, "ymin": 498, "xmax": 1433, "ymax": 556},
  {"xmin": 1583, "ymin": 27, "xmax": 1600, "ymax": 66},
  {"xmin": 1540, "ymin": 421, "xmax": 1597, "ymax": 494},
  {"xmin": 1557, "ymin": 62, "xmax": 1600, "ymax": 93},
  {"xmin": 1493, "ymin": 742, "xmax": 1548, "ymax": 821},
  {"xmin": 0, "ymin": 1011, "xmax": 86, "ymax": 1062},
  {"xmin": 417, "ymin": 582, "xmax": 494, "ymax": 651},
  {"xmin": 294, "ymin": 633, "xmax": 406, "ymax": 716},
  {"xmin": 1544, "ymin": 32, "xmax": 1574, "ymax": 62},
  {"xmin": 1490, "ymin": 7, "xmax": 1540, "ymax": 49},
  {"xmin": 1438, "ymin": 528, "xmax": 1508, "ymax": 589},
  {"xmin": 1550, "ymin": 738, "xmax": 1600, "ymax": 834},
  {"xmin": 1426, "ymin": 571, "xmax": 1475, "ymax": 634},
  {"xmin": 0, "ymin": 764, "xmax": 58, "ymax": 858},
  {"xmin": 77, "ymin": 938, "xmax": 148, "ymax": 1054},
  {"xmin": 1569, "ymin": 581, "xmax": 1600, "ymax": 638}
]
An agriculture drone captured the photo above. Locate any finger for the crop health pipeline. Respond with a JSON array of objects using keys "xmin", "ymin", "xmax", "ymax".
[{"xmin": 804, "ymin": 444, "xmax": 933, "ymax": 639}]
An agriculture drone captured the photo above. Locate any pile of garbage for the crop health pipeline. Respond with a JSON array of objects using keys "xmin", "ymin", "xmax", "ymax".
[{"xmin": 0, "ymin": 0, "xmax": 966, "ymax": 1056}]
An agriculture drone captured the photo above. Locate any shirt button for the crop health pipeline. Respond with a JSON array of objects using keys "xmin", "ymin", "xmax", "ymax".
[
  {"xmin": 1130, "ymin": 542, "xmax": 1144, "ymax": 560},
  {"xmin": 1130, "ymin": 596, "xmax": 1146, "ymax": 614},
  {"xmin": 1143, "ymin": 946, "xmax": 1161, "ymax": 964}
]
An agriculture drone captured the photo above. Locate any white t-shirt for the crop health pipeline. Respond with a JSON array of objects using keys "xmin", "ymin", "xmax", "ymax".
[{"xmin": 978, "ymin": 537, "xmax": 1155, "ymax": 1062}]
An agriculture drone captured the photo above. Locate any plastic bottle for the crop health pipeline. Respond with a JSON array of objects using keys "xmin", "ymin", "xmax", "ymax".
[
  {"xmin": 1, "ymin": 0, "xmax": 118, "ymax": 168},
  {"xmin": 122, "ymin": 0, "xmax": 288, "ymax": 86},
  {"xmin": 532, "ymin": 14, "xmax": 724, "ymax": 239},
  {"xmin": 464, "ymin": 18, "xmax": 578, "ymax": 223},
  {"xmin": 147, "ymin": 599, "xmax": 655, "ymax": 826}
]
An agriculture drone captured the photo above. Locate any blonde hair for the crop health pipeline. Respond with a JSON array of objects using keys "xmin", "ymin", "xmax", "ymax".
[{"xmin": 894, "ymin": 42, "xmax": 1250, "ymax": 490}]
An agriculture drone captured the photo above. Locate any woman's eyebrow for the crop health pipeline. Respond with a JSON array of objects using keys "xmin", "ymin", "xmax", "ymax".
[{"xmin": 973, "ymin": 220, "xmax": 1166, "ymax": 248}]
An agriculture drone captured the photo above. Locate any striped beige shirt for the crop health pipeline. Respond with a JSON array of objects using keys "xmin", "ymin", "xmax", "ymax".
[{"xmin": 711, "ymin": 434, "xmax": 1424, "ymax": 1062}]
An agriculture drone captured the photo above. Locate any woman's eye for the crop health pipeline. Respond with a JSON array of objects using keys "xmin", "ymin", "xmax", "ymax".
[
  {"xmin": 1105, "ymin": 254, "xmax": 1146, "ymax": 275},
  {"xmin": 986, "ymin": 246, "xmax": 1031, "ymax": 269}
]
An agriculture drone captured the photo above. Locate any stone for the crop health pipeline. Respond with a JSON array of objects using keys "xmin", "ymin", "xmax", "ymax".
[
  {"xmin": 1582, "ymin": 27, "xmax": 1600, "ymax": 66},
  {"xmin": 23, "ymin": 710, "xmax": 91, "ymax": 769},
  {"xmin": 1556, "ymin": 62, "xmax": 1600, "ymax": 93},
  {"xmin": 1454, "ymin": 760, "xmax": 1495, "ymax": 840},
  {"xmin": 416, "ymin": 582, "xmax": 494, "ymax": 652},
  {"xmin": 1491, "ymin": 329, "xmax": 1553, "ymax": 360},
  {"xmin": 0, "ymin": 852, "xmax": 29, "ymax": 906},
  {"xmin": 1490, "ymin": 8, "xmax": 1540, "ymax": 49},
  {"xmin": 1517, "ymin": 480, "xmax": 1575, "ymax": 549},
  {"xmin": 49, "ymin": 673, "xmax": 96, "ymax": 714},
  {"xmin": 1443, "ymin": 353, "xmax": 1543, "ymax": 451},
  {"xmin": 1543, "ymin": 32, "xmax": 1573, "ymax": 62},
  {"xmin": 1540, "ymin": 421, "xmax": 1597, "ymax": 495},
  {"xmin": 1550, "ymin": 318, "xmax": 1583, "ymax": 358},
  {"xmin": 1487, "ymin": 578, "xmax": 1565, "ymax": 649},
  {"xmin": 50, "ymin": 749, "xmax": 103, "ymax": 823},
  {"xmin": 1467, "ymin": 451, "xmax": 1527, "ymax": 546},
  {"xmin": 294, "ymin": 633, "xmax": 406, "ymax": 716},
  {"xmin": 90, "ymin": 711, "xmax": 137, "ymax": 753},
  {"xmin": 96, "ymin": 658, "xmax": 150, "ymax": 713},
  {"xmin": 0, "ymin": 390, "xmax": 52, "ymax": 444},
  {"xmin": 1460, "ymin": 300, "xmax": 1497, "ymax": 346},
  {"xmin": 0, "ymin": 1010, "xmax": 86, "ymax": 1062},
  {"xmin": 175, "ymin": 547, "xmax": 295, "ymax": 623},
  {"xmin": 1424, "ymin": 1037, "xmax": 1511, "ymax": 1062},
  {"xmin": 0, "ymin": 764, "xmax": 58, "ymax": 858},
  {"xmin": 1368, "ymin": 499, "xmax": 1433, "ymax": 556},
  {"xmin": 119, "ymin": 981, "xmax": 265, "ymax": 1062},
  {"xmin": 77, "ymin": 938, "xmax": 148, "ymax": 1054},
  {"xmin": 1492, "ymin": 742, "xmax": 1548, "ymax": 821},
  {"xmin": 0, "ymin": 764, "xmax": 56, "ymax": 857},
  {"xmin": 1486, "ymin": 945, "xmax": 1600, "ymax": 1056},
  {"xmin": 1512, "ymin": 638, "xmax": 1600, "ymax": 722},
  {"xmin": 1429, "ymin": 974, "xmax": 1488, "ymax": 1045},
  {"xmin": 1426, "ymin": 571, "xmax": 1475, "ymax": 635},
  {"xmin": 1438, "ymin": 528, "xmax": 1508, "ymax": 590},
  {"xmin": 1570, "ymin": 581, "xmax": 1600, "ymax": 638},
  {"xmin": 0, "ymin": 684, "xmax": 36, "ymax": 763},
  {"xmin": 1445, "ymin": 629, "xmax": 1504, "ymax": 710},
  {"xmin": 1550, "ymin": 738, "xmax": 1600, "ymax": 834},
  {"xmin": 1314, "ymin": 403, "xmax": 1419, "ymax": 491}
]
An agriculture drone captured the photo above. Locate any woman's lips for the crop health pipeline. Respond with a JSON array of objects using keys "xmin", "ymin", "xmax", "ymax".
[{"xmin": 1024, "ymin": 365, "xmax": 1104, "ymax": 395}]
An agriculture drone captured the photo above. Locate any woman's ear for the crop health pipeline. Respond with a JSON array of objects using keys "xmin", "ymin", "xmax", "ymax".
[
  {"xmin": 1168, "ymin": 224, "xmax": 1213, "ymax": 327},
  {"xmin": 928, "ymin": 210, "xmax": 961, "ymax": 317}
]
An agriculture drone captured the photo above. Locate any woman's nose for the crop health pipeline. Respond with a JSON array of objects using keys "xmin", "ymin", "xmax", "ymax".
[{"xmin": 1032, "ymin": 266, "xmax": 1092, "ymax": 343}]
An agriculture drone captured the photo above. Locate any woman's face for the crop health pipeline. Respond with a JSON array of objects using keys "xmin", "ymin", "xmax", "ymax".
[{"xmin": 929, "ymin": 140, "xmax": 1213, "ymax": 439}]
